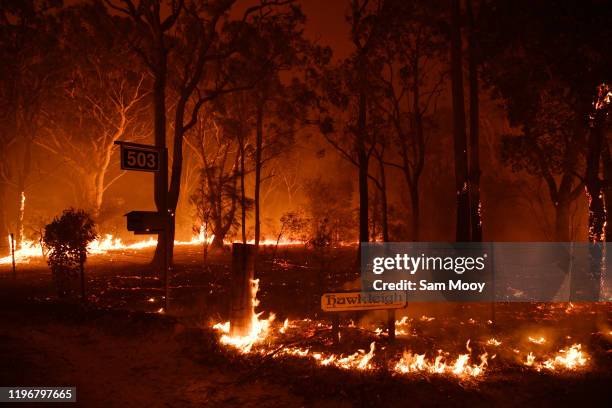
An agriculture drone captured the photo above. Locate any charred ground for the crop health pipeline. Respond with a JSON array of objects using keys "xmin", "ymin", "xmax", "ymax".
[{"xmin": 1, "ymin": 246, "xmax": 610, "ymax": 407}]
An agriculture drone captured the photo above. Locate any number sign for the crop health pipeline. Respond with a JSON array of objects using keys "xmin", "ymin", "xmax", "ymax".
[{"xmin": 120, "ymin": 145, "xmax": 160, "ymax": 172}]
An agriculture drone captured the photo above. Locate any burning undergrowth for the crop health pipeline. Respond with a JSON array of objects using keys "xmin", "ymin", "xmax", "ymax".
[{"xmin": 211, "ymin": 282, "xmax": 605, "ymax": 382}]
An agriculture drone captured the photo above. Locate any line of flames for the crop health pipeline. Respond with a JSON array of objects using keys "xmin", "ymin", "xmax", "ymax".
[
  {"xmin": 212, "ymin": 282, "xmax": 590, "ymax": 379},
  {"xmin": 214, "ymin": 313, "xmax": 490, "ymax": 377},
  {"xmin": 0, "ymin": 231, "xmax": 305, "ymax": 266}
]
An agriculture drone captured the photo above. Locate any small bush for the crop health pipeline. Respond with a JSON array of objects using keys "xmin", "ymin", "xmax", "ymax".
[{"xmin": 43, "ymin": 208, "xmax": 97, "ymax": 299}]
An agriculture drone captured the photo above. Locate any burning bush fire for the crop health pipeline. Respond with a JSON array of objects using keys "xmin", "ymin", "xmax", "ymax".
[
  {"xmin": 2, "ymin": 0, "xmax": 612, "ymax": 406},
  {"xmin": 208, "ymin": 274, "xmax": 599, "ymax": 383}
]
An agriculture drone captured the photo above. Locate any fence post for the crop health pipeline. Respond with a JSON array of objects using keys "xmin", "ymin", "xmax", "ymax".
[
  {"xmin": 230, "ymin": 243, "xmax": 255, "ymax": 336},
  {"xmin": 10, "ymin": 233, "xmax": 16, "ymax": 278},
  {"xmin": 387, "ymin": 309, "xmax": 396, "ymax": 341},
  {"xmin": 332, "ymin": 314, "xmax": 340, "ymax": 345}
]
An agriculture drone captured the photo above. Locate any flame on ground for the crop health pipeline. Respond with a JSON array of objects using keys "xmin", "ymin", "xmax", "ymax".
[
  {"xmin": 486, "ymin": 338, "xmax": 502, "ymax": 346},
  {"xmin": 528, "ymin": 336, "xmax": 546, "ymax": 345},
  {"xmin": 213, "ymin": 311, "xmax": 593, "ymax": 380},
  {"xmin": 278, "ymin": 342, "xmax": 377, "ymax": 371},
  {"xmin": 394, "ymin": 340, "xmax": 488, "ymax": 378},
  {"xmin": 524, "ymin": 344, "xmax": 588, "ymax": 371}
]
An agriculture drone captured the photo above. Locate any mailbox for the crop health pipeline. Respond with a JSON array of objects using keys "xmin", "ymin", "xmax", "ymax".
[{"xmin": 125, "ymin": 211, "xmax": 167, "ymax": 234}]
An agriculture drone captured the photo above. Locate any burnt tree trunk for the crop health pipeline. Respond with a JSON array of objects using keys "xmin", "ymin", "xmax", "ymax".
[
  {"xmin": 358, "ymin": 90, "xmax": 369, "ymax": 246},
  {"xmin": 239, "ymin": 132, "xmax": 247, "ymax": 244},
  {"xmin": 254, "ymin": 101, "xmax": 264, "ymax": 248},
  {"xmin": 151, "ymin": 42, "xmax": 170, "ymax": 274},
  {"xmin": 0, "ymin": 183, "xmax": 9, "ymax": 257},
  {"xmin": 602, "ymin": 139, "xmax": 612, "ymax": 241},
  {"xmin": 377, "ymin": 154, "xmax": 389, "ymax": 242},
  {"xmin": 586, "ymin": 118, "xmax": 606, "ymax": 243},
  {"xmin": 409, "ymin": 183, "xmax": 420, "ymax": 241},
  {"xmin": 467, "ymin": 0, "xmax": 482, "ymax": 242},
  {"xmin": 411, "ymin": 47, "xmax": 425, "ymax": 242},
  {"xmin": 450, "ymin": 0, "xmax": 471, "ymax": 242}
]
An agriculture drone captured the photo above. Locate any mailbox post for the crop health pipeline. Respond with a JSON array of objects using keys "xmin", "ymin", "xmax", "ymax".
[
  {"xmin": 116, "ymin": 140, "xmax": 171, "ymax": 311},
  {"xmin": 124, "ymin": 210, "xmax": 170, "ymax": 310}
]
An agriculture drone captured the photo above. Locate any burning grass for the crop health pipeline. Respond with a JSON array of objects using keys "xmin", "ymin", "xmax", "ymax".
[
  {"xmin": 524, "ymin": 344, "xmax": 588, "ymax": 371},
  {"xmin": 211, "ymin": 280, "xmax": 600, "ymax": 382},
  {"xmin": 0, "ymin": 233, "xmax": 305, "ymax": 266}
]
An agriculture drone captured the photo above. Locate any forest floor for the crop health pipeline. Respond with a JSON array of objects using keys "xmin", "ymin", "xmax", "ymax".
[{"xmin": 0, "ymin": 245, "xmax": 611, "ymax": 407}]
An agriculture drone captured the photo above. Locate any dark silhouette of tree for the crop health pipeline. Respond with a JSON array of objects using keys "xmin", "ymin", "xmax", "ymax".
[
  {"xmin": 500, "ymin": 88, "xmax": 585, "ymax": 241},
  {"xmin": 466, "ymin": 0, "xmax": 482, "ymax": 241},
  {"xmin": 103, "ymin": 0, "xmax": 295, "ymax": 268},
  {"xmin": 43, "ymin": 208, "xmax": 97, "ymax": 300},
  {"xmin": 0, "ymin": 0, "xmax": 63, "ymax": 251},
  {"xmin": 304, "ymin": 177, "xmax": 356, "ymax": 246},
  {"xmin": 370, "ymin": 0, "xmax": 445, "ymax": 241},
  {"xmin": 194, "ymin": 91, "xmax": 255, "ymax": 245},
  {"xmin": 450, "ymin": 0, "xmax": 470, "ymax": 242},
  {"xmin": 480, "ymin": 0, "xmax": 612, "ymax": 242},
  {"xmin": 189, "ymin": 116, "xmax": 247, "ymax": 249},
  {"xmin": 317, "ymin": 0, "xmax": 396, "ymax": 251},
  {"xmin": 238, "ymin": 4, "xmax": 307, "ymax": 249}
]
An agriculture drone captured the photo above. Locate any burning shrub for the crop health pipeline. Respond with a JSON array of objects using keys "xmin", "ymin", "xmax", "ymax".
[{"xmin": 43, "ymin": 208, "xmax": 97, "ymax": 299}]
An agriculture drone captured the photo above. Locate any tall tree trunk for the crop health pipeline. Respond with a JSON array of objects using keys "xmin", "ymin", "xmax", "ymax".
[
  {"xmin": 450, "ymin": 0, "xmax": 471, "ymax": 242},
  {"xmin": 586, "ymin": 118, "xmax": 605, "ymax": 243},
  {"xmin": 370, "ymin": 187, "xmax": 379, "ymax": 241},
  {"xmin": 239, "ymin": 134, "xmax": 247, "ymax": 244},
  {"xmin": 411, "ymin": 47, "xmax": 424, "ymax": 242},
  {"xmin": 377, "ymin": 155, "xmax": 389, "ymax": 242},
  {"xmin": 358, "ymin": 90, "xmax": 369, "ymax": 246},
  {"xmin": 467, "ymin": 0, "xmax": 482, "ymax": 242},
  {"xmin": 409, "ymin": 183, "xmax": 420, "ymax": 241},
  {"xmin": 254, "ymin": 102, "xmax": 264, "ymax": 248},
  {"xmin": 602, "ymin": 139, "xmax": 612, "ymax": 241},
  {"xmin": 152, "ymin": 46, "xmax": 169, "ymax": 273}
]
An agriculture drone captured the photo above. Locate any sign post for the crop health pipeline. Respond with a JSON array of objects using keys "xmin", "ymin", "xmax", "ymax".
[
  {"xmin": 115, "ymin": 141, "xmax": 170, "ymax": 311},
  {"xmin": 321, "ymin": 291, "xmax": 406, "ymax": 343}
]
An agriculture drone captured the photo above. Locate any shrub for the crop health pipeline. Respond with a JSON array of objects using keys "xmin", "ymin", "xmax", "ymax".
[{"xmin": 43, "ymin": 208, "xmax": 97, "ymax": 299}]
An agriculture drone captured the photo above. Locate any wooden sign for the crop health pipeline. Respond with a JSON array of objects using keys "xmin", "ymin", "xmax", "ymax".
[{"xmin": 321, "ymin": 291, "xmax": 406, "ymax": 312}]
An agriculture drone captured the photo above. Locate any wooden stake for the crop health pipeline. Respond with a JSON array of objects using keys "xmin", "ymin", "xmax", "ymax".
[
  {"xmin": 230, "ymin": 243, "xmax": 255, "ymax": 336},
  {"xmin": 332, "ymin": 314, "xmax": 340, "ymax": 345},
  {"xmin": 10, "ymin": 233, "xmax": 16, "ymax": 278},
  {"xmin": 387, "ymin": 309, "xmax": 396, "ymax": 341}
]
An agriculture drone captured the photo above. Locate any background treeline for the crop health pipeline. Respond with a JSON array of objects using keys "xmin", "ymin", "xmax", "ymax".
[{"xmin": 1, "ymin": 0, "xmax": 612, "ymax": 259}]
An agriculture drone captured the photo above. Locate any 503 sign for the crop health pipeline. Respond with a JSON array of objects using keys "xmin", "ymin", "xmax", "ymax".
[{"xmin": 120, "ymin": 145, "xmax": 160, "ymax": 172}]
